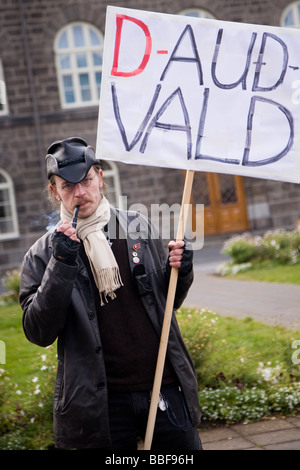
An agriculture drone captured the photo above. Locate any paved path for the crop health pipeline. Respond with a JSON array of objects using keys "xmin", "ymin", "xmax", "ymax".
[
  {"xmin": 183, "ymin": 240, "xmax": 300, "ymax": 450},
  {"xmin": 185, "ymin": 271, "xmax": 300, "ymax": 330},
  {"xmin": 185, "ymin": 242, "xmax": 300, "ymax": 330},
  {"xmin": 198, "ymin": 413, "xmax": 300, "ymax": 450}
]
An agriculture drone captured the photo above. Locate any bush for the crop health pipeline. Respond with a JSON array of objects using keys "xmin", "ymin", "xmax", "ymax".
[
  {"xmin": 199, "ymin": 383, "xmax": 300, "ymax": 422},
  {"xmin": 222, "ymin": 235, "xmax": 259, "ymax": 264},
  {"xmin": 1, "ymin": 269, "xmax": 21, "ymax": 303},
  {"xmin": 221, "ymin": 230, "xmax": 300, "ymax": 269}
]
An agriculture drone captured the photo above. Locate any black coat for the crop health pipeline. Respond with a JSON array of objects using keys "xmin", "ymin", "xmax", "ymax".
[{"xmin": 19, "ymin": 208, "xmax": 201, "ymax": 449}]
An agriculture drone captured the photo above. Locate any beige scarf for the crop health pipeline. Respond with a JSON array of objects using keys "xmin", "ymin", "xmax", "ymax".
[{"xmin": 60, "ymin": 196, "xmax": 123, "ymax": 305}]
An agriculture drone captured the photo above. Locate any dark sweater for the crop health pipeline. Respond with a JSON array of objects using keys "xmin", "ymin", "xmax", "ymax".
[{"xmin": 79, "ymin": 237, "xmax": 177, "ymax": 392}]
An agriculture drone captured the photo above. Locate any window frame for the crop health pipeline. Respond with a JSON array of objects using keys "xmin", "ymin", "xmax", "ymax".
[
  {"xmin": 54, "ymin": 22, "xmax": 104, "ymax": 109},
  {"xmin": 281, "ymin": 2, "xmax": 300, "ymax": 27},
  {"xmin": 179, "ymin": 8, "xmax": 216, "ymax": 20},
  {"xmin": 0, "ymin": 170, "xmax": 19, "ymax": 241},
  {"xmin": 0, "ymin": 60, "xmax": 9, "ymax": 116},
  {"xmin": 102, "ymin": 161, "xmax": 124, "ymax": 209}
]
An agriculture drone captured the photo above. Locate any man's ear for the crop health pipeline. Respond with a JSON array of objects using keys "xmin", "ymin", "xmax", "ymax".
[
  {"xmin": 98, "ymin": 169, "xmax": 103, "ymax": 189},
  {"xmin": 50, "ymin": 184, "xmax": 61, "ymax": 201}
]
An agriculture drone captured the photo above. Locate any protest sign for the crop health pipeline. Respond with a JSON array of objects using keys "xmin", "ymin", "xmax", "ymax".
[
  {"xmin": 97, "ymin": 6, "xmax": 300, "ymax": 184},
  {"xmin": 96, "ymin": 7, "xmax": 300, "ymax": 450}
]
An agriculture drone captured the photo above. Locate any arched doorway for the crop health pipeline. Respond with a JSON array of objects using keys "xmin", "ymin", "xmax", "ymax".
[{"xmin": 191, "ymin": 172, "xmax": 249, "ymax": 235}]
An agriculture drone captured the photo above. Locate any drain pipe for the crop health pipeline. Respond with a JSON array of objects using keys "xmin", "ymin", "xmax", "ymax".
[{"xmin": 18, "ymin": 0, "xmax": 46, "ymax": 183}]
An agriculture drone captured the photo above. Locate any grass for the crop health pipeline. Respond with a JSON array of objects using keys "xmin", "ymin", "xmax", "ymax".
[
  {"xmin": 223, "ymin": 262, "xmax": 300, "ymax": 284},
  {"xmin": 0, "ymin": 301, "xmax": 300, "ymax": 448},
  {"xmin": 176, "ymin": 308, "xmax": 300, "ymax": 390},
  {"xmin": 1, "ymin": 304, "xmax": 44, "ymax": 386},
  {"xmin": 0, "ymin": 302, "xmax": 56, "ymax": 450},
  {"xmin": 176, "ymin": 308, "xmax": 300, "ymax": 423}
]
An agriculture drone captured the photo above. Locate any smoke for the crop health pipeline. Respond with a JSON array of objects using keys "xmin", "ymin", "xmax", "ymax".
[{"xmin": 29, "ymin": 211, "xmax": 60, "ymax": 232}]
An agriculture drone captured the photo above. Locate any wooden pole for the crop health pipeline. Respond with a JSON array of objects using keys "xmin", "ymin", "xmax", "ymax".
[{"xmin": 143, "ymin": 170, "xmax": 195, "ymax": 450}]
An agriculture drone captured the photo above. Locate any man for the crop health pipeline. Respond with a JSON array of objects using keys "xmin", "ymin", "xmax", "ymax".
[{"xmin": 19, "ymin": 137, "xmax": 202, "ymax": 450}]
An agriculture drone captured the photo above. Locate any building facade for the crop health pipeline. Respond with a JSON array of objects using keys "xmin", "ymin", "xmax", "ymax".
[{"xmin": 0, "ymin": 0, "xmax": 300, "ymax": 274}]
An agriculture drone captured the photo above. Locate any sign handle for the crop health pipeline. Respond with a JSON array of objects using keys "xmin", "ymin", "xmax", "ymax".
[{"xmin": 143, "ymin": 170, "xmax": 195, "ymax": 450}]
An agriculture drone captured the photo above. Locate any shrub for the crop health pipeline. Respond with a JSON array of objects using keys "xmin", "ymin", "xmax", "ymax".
[
  {"xmin": 1, "ymin": 269, "xmax": 21, "ymax": 303},
  {"xmin": 176, "ymin": 308, "xmax": 218, "ymax": 383},
  {"xmin": 222, "ymin": 230, "xmax": 300, "ymax": 266},
  {"xmin": 222, "ymin": 235, "xmax": 258, "ymax": 264},
  {"xmin": 199, "ymin": 383, "xmax": 300, "ymax": 422}
]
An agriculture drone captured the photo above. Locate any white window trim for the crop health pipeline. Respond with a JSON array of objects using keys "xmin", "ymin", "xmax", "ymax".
[
  {"xmin": 281, "ymin": 2, "xmax": 300, "ymax": 27},
  {"xmin": 102, "ymin": 161, "xmax": 124, "ymax": 209},
  {"xmin": 55, "ymin": 22, "xmax": 103, "ymax": 109},
  {"xmin": 0, "ymin": 60, "xmax": 9, "ymax": 116},
  {"xmin": 0, "ymin": 169, "xmax": 19, "ymax": 240}
]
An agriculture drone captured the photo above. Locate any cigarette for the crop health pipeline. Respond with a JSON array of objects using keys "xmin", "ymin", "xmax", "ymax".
[{"xmin": 72, "ymin": 205, "xmax": 80, "ymax": 229}]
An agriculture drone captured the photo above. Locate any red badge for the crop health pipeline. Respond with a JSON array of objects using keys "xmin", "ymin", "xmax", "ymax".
[{"xmin": 133, "ymin": 243, "xmax": 141, "ymax": 250}]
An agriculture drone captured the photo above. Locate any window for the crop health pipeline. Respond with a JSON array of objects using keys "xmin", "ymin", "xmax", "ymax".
[
  {"xmin": 0, "ymin": 170, "xmax": 19, "ymax": 240},
  {"xmin": 55, "ymin": 22, "xmax": 104, "ymax": 108},
  {"xmin": 101, "ymin": 161, "xmax": 123, "ymax": 209},
  {"xmin": 179, "ymin": 8, "xmax": 216, "ymax": 20},
  {"xmin": 281, "ymin": 2, "xmax": 300, "ymax": 27},
  {"xmin": 0, "ymin": 60, "xmax": 8, "ymax": 116}
]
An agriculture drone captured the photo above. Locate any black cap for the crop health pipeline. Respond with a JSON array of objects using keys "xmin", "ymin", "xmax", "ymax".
[{"xmin": 45, "ymin": 137, "xmax": 100, "ymax": 183}]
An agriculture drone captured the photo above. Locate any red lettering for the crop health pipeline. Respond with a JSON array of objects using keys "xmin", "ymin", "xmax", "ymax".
[{"xmin": 111, "ymin": 14, "xmax": 152, "ymax": 77}]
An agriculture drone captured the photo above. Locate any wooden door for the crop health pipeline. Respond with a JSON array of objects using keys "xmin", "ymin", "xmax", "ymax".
[{"xmin": 191, "ymin": 172, "xmax": 249, "ymax": 235}]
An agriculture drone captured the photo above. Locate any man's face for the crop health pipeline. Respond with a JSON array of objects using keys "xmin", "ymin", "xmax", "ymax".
[{"xmin": 50, "ymin": 167, "xmax": 103, "ymax": 218}]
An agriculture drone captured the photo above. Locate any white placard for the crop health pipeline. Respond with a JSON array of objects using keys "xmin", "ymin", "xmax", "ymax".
[{"xmin": 97, "ymin": 6, "xmax": 300, "ymax": 183}]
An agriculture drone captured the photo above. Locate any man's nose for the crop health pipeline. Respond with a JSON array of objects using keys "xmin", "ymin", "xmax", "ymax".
[{"xmin": 74, "ymin": 183, "xmax": 86, "ymax": 197}]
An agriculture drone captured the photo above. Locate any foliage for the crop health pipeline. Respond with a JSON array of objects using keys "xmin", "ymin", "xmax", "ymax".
[
  {"xmin": 218, "ymin": 262, "xmax": 300, "ymax": 284},
  {"xmin": 199, "ymin": 383, "xmax": 300, "ymax": 422},
  {"xmin": 0, "ymin": 351, "xmax": 56, "ymax": 450},
  {"xmin": 1, "ymin": 269, "xmax": 21, "ymax": 303},
  {"xmin": 1, "ymin": 303, "xmax": 300, "ymax": 448},
  {"xmin": 222, "ymin": 230, "xmax": 300, "ymax": 266},
  {"xmin": 217, "ymin": 230, "xmax": 300, "ymax": 278},
  {"xmin": 0, "ymin": 303, "xmax": 56, "ymax": 450},
  {"xmin": 176, "ymin": 308, "xmax": 300, "ymax": 423}
]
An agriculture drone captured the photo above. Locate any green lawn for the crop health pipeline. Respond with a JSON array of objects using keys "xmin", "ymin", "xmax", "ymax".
[
  {"xmin": 0, "ymin": 303, "xmax": 56, "ymax": 450},
  {"xmin": 1, "ymin": 301, "xmax": 300, "ymax": 449},
  {"xmin": 225, "ymin": 262, "xmax": 300, "ymax": 284},
  {"xmin": 176, "ymin": 308, "xmax": 300, "ymax": 389}
]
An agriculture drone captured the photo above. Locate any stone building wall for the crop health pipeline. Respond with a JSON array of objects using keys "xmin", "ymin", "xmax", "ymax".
[{"xmin": 0, "ymin": 0, "xmax": 299, "ymax": 276}]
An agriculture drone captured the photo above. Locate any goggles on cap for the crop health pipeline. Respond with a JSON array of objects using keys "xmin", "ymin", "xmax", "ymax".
[{"xmin": 45, "ymin": 137, "xmax": 100, "ymax": 183}]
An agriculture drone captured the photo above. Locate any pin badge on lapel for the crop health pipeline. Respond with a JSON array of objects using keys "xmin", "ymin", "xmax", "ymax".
[
  {"xmin": 133, "ymin": 243, "xmax": 141, "ymax": 251},
  {"xmin": 132, "ymin": 243, "xmax": 141, "ymax": 264}
]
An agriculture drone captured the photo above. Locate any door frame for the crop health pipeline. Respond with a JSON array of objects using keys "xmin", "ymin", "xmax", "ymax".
[{"xmin": 191, "ymin": 172, "xmax": 249, "ymax": 235}]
